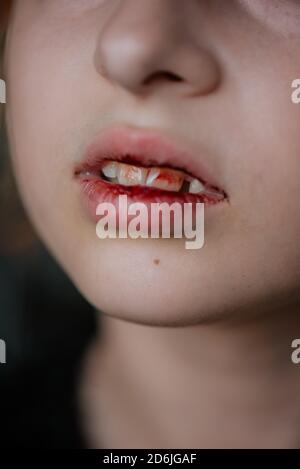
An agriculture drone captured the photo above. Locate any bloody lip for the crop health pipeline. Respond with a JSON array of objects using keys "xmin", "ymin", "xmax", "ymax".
[{"xmin": 74, "ymin": 124, "xmax": 228, "ymax": 222}]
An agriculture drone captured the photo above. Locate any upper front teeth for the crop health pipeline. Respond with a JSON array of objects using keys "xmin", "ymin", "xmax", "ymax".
[
  {"xmin": 146, "ymin": 167, "xmax": 184, "ymax": 192},
  {"xmin": 101, "ymin": 161, "xmax": 118, "ymax": 179},
  {"xmin": 117, "ymin": 163, "xmax": 148, "ymax": 186},
  {"xmin": 101, "ymin": 160, "xmax": 209, "ymax": 194}
]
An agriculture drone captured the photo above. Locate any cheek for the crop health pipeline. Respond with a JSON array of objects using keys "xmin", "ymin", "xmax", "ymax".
[
  {"xmin": 5, "ymin": 23, "xmax": 85, "ymax": 214},
  {"xmin": 237, "ymin": 108, "xmax": 300, "ymax": 281},
  {"xmin": 245, "ymin": 87, "xmax": 300, "ymax": 235},
  {"xmin": 240, "ymin": 0, "xmax": 300, "ymax": 36},
  {"xmin": 225, "ymin": 32, "xmax": 300, "ymax": 245}
]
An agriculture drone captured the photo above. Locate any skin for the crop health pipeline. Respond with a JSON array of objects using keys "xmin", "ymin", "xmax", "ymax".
[{"xmin": 2, "ymin": 0, "xmax": 300, "ymax": 448}]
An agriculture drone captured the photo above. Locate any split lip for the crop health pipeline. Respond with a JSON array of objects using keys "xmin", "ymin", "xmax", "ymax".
[{"xmin": 75, "ymin": 124, "xmax": 227, "ymax": 196}]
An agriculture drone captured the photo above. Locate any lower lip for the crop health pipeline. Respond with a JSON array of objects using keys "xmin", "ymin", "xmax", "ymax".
[{"xmin": 76, "ymin": 174, "xmax": 226, "ymax": 223}]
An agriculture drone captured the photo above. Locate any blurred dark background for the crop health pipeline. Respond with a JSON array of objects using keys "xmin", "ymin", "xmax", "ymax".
[{"xmin": 0, "ymin": 127, "xmax": 98, "ymax": 448}]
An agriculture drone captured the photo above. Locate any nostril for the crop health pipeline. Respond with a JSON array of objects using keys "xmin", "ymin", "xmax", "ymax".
[{"xmin": 143, "ymin": 71, "xmax": 184, "ymax": 85}]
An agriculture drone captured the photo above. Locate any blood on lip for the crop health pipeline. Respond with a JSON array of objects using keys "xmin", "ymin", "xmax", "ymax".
[
  {"xmin": 79, "ymin": 175, "xmax": 224, "ymax": 203},
  {"xmin": 74, "ymin": 125, "xmax": 228, "ymax": 222},
  {"xmin": 75, "ymin": 159, "xmax": 227, "ymax": 199},
  {"xmin": 75, "ymin": 166, "xmax": 227, "ymax": 223}
]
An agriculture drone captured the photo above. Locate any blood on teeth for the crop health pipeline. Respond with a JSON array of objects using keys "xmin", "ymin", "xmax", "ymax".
[{"xmin": 100, "ymin": 160, "xmax": 222, "ymax": 196}]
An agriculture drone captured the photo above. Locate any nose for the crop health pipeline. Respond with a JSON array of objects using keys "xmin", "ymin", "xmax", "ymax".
[{"xmin": 95, "ymin": 0, "xmax": 221, "ymax": 96}]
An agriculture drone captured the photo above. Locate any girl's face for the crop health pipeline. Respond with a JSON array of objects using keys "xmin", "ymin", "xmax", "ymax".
[{"xmin": 4, "ymin": 0, "xmax": 300, "ymax": 326}]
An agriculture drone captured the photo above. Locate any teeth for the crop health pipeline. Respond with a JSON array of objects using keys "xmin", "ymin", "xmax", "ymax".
[
  {"xmin": 99, "ymin": 160, "xmax": 220, "ymax": 195},
  {"xmin": 117, "ymin": 163, "xmax": 148, "ymax": 186},
  {"xmin": 102, "ymin": 161, "xmax": 118, "ymax": 179},
  {"xmin": 146, "ymin": 168, "xmax": 160, "ymax": 186},
  {"xmin": 146, "ymin": 167, "xmax": 184, "ymax": 192},
  {"xmin": 188, "ymin": 178, "xmax": 205, "ymax": 194}
]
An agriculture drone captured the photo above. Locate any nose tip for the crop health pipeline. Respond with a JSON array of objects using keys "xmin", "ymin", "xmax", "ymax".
[
  {"xmin": 95, "ymin": 0, "xmax": 221, "ymax": 96},
  {"xmin": 96, "ymin": 32, "xmax": 170, "ymax": 92}
]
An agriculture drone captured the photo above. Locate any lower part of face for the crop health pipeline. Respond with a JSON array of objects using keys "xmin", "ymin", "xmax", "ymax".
[{"xmin": 5, "ymin": 0, "xmax": 300, "ymax": 326}]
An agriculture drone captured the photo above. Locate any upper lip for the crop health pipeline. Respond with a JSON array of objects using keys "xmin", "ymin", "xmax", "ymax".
[{"xmin": 75, "ymin": 124, "xmax": 227, "ymax": 195}]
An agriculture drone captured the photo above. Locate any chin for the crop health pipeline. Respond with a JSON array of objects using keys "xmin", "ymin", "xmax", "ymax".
[{"xmin": 59, "ymin": 237, "xmax": 233, "ymax": 328}]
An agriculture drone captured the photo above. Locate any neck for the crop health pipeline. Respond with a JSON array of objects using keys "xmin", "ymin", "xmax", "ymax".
[{"xmin": 81, "ymin": 308, "xmax": 300, "ymax": 448}]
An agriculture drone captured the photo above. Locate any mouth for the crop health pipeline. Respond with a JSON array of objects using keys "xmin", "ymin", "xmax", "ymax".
[{"xmin": 74, "ymin": 124, "xmax": 228, "ymax": 221}]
